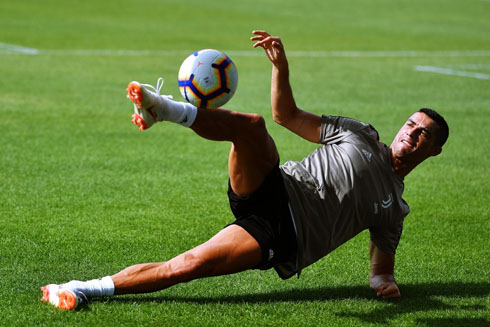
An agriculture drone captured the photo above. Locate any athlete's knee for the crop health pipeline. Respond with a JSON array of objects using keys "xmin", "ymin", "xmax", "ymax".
[
  {"xmin": 247, "ymin": 113, "xmax": 267, "ymax": 130},
  {"xmin": 234, "ymin": 113, "xmax": 268, "ymax": 139}
]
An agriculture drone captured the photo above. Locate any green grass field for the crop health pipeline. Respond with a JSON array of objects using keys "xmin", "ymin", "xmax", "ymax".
[{"xmin": 1, "ymin": 0, "xmax": 489, "ymax": 326}]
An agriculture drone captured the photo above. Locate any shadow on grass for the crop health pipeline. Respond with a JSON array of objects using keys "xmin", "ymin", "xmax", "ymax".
[
  {"xmin": 331, "ymin": 281, "xmax": 489, "ymax": 326},
  {"xmin": 112, "ymin": 281, "xmax": 489, "ymax": 303},
  {"xmin": 109, "ymin": 281, "xmax": 489, "ymax": 326}
]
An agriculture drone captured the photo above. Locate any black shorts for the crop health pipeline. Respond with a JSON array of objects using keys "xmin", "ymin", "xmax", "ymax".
[{"xmin": 227, "ymin": 163, "xmax": 297, "ymax": 270}]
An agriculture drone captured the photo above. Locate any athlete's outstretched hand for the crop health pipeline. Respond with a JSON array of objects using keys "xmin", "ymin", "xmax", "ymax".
[{"xmin": 251, "ymin": 30, "xmax": 288, "ymax": 69}]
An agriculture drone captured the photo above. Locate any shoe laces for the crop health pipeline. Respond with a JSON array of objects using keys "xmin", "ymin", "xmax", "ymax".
[{"xmin": 142, "ymin": 77, "xmax": 173, "ymax": 99}]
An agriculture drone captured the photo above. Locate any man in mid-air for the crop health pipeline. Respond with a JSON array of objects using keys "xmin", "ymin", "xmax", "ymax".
[{"xmin": 41, "ymin": 30, "xmax": 449, "ymax": 310}]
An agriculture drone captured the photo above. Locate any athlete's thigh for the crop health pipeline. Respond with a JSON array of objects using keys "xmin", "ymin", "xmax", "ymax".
[
  {"xmin": 191, "ymin": 108, "xmax": 278, "ymax": 195},
  {"xmin": 191, "ymin": 224, "xmax": 262, "ymax": 277},
  {"xmin": 228, "ymin": 128, "xmax": 279, "ymax": 195}
]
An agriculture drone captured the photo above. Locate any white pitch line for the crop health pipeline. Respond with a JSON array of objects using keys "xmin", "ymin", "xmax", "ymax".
[
  {"xmin": 453, "ymin": 64, "xmax": 490, "ymax": 69},
  {"xmin": 1, "ymin": 45, "xmax": 490, "ymax": 58},
  {"xmin": 38, "ymin": 49, "xmax": 192, "ymax": 56},
  {"xmin": 284, "ymin": 50, "xmax": 490, "ymax": 58},
  {"xmin": 415, "ymin": 65, "xmax": 490, "ymax": 80},
  {"xmin": 0, "ymin": 42, "xmax": 39, "ymax": 54}
]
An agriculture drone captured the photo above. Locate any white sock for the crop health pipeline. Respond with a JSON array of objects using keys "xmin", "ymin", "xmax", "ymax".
[
  {"xmin": 63, "ymin": 276, "xmax": 115, "ymax": 298},
  {"xmin": 155, "ymin": 97, "xmax": 198, "ymax": 127}
]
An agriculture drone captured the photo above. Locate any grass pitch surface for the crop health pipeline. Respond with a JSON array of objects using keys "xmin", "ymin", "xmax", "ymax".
[{"xmin": 0, "ymin": 0, "xmax": 489, "ymax": 326}]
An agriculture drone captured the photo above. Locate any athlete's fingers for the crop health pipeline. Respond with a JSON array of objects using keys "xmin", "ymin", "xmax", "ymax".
[
  {"xmin": 250, "ymin": 30, "xmax": 269, "ymax": 43},
  {"xmin": 377, "ymin": 283, "xmax": 401, "ymax": 299},
  {"xmin": 252, "ymin": 36, "xmax": 282, "ymax": 49},
  {"xmin": 252, "ymin": 36, "xmax": 273, "ymax": 48},
  {"xmin": 251, "ymin": 30, "xmax": 270, "ymax": 37},
  {"xmin": 251, "ymin": 32, "xmax": 287, "ymax": 66}
]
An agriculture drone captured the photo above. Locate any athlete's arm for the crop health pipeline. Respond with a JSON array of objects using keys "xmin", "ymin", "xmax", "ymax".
[
  {"xmin": 369, "ymin": 240, "xmax": 401, "ymax": 299},
  {"xmin": 251, "ymin": 30, "xmax": 322, "ymax": 144}
]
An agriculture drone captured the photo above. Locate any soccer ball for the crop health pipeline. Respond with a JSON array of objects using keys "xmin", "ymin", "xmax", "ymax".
[{"xmin": 178, "ymin": 49, "xmax": 238, "ymax": 109}]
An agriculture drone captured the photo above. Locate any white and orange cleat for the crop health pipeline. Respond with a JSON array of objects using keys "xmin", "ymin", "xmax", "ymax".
[
  {"xmin": 41, "ymin": 284, "xmax": 86, "ymax": 310},
  {"xmin": 126, "ymin": 78, "xmax": 173, "ymax": 131}
]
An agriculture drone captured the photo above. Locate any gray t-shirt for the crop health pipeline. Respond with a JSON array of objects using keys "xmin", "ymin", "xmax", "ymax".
[{"xmin": 276, "ymin": 115, "xmax": 409, "ymax": 279}]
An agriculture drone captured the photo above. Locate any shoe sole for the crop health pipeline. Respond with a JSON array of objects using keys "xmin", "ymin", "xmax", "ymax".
[
  {"xmin": 131, "ymin": 112, "xmax": 148, "ymax": 130},
  {"xmin": 126, "ymin": 82, "xmax": 143, "ymax": 108},
  {"xmin": 126, "ymin": 82, "xmax": 155, "ymax": 130},
  {"xmin": 41, "ymin": 285, "xmax": 79, "ymax": 310}
]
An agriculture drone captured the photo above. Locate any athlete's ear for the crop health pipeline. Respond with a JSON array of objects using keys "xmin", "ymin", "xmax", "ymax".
[{"xmin": 430, "ymin": 146, "xmax": 442, "ymax": 157}]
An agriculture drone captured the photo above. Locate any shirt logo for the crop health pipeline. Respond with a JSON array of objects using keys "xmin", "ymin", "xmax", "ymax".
[
  {"xmin": 362, "ymin": 149, "xmax": 373, "ymax": 162},
  {"xmin": 381, "ymin": 193, "xmax": 393, "ymax": 209},
  {"xmin": 268, "ymin": 249, "xmax": 275, "ymax": 261}
]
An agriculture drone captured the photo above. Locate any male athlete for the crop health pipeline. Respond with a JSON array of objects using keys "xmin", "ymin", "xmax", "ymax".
[{"xmin": 41, "ymin": 30, "xmax": 449, "ymax": 310}]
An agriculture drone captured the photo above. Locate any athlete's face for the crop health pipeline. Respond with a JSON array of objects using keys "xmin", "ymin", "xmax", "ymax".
[{"xmin": 391, "ymin": 112, "xmax": 442, "ymax": 164}]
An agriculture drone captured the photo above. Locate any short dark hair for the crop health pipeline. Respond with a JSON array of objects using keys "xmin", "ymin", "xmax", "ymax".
[{"xmin": 418, "ymin": 108, "xmax": 449, "ymax": 147}]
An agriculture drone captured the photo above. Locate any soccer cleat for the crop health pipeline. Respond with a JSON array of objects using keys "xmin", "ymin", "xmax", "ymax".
[
  {"xmin": 41, "ymin": 284, "xmax": 86, "ymax": 310},
  {"xmin": 126, "ymin": 78, "xmax": 172, "ymax": 131}
]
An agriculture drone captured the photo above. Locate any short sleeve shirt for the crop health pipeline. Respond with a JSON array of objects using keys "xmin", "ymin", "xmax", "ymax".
[{"xmin": 276, "ymin": 116, "xmax": 409, "ymax": 279}]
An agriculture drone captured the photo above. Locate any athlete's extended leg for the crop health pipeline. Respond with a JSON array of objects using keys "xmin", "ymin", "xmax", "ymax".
[
  {"xmin": 41, "ymin": 225, "xmax": 262, "ymax": 309},
  {"xmin": 112, "ymin": 225, "xmax": 261, "ymax": 294}
]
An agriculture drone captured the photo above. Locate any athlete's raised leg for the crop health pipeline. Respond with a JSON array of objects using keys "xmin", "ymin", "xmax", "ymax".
[
  {"xmin": 190, "ymin": 108, "xmax": 279, "ymax": 196},
  {"xmin": 126, "ymin": 77, "xmax": 279, "ymax": 196}
]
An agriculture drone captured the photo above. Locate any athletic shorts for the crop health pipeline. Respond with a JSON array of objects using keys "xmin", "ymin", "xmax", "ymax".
[{"xmin": 227, "ymin": 163, "xmax": 297, "ymax": 270}]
